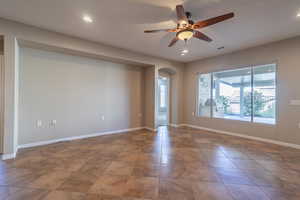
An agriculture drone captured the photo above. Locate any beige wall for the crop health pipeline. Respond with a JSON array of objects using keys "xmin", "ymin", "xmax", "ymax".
[
  {"xmin": 0, "ymin": 37, "xmax": 3, "ymax": 53},
  {"xmin": 19, "ymin": 47, "xmax": 145, "ymax": 145},
  {"xmin": 170, "ymin": 67, "xmax": 184, "ymax": 125},
  {"xmin": 2, "ymin": 36, "xmax": 18, "ymax": 156},
  {"xmin": 0, "ymin": 54, "xmax": 3, "ymax": 153},
  {"xmin": 184, "ymin": 36, "xmax": 300, "ymax": 145},
  {"xmin": 0, "ymin": 18, "xmax": 183, "ymax": 68},
  {"xmin": 2, "ymin": 13, "xmax": 300, "ymax": 155},
  {"xmin": 144, "ymin": 67, "xmax": 155, "ymax": 128},
  {"xmin": 0, "ymin": 37, "xmax": 3, "ymax": 153},
  {"xmin": 0, "ymin": 18, "xmax": 184, "ymax": 156}
]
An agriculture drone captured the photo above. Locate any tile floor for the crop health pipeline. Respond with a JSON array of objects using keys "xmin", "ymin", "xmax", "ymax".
[{"xmin": 1, "ymin": 126, "xmax": 300, "ymax": 200}]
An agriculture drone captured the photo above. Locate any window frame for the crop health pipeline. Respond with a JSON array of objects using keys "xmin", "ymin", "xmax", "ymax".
[
  {"xmin": 196, "ymin": 63, "xmax": 277, "ymax": 125},
  {"xmin": 196, "ymin": 73, "xmax": 212, "ymax": 118}
]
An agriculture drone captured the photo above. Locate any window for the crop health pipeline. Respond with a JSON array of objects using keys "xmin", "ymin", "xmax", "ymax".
[
  {"xmin": 213, "ymin": 67, "xmax": 252, "ymax": 122},
  {"xmin": 198, "ymin": 73, "xmax": 211, "ymax": 117},
  {"xmin": 253, "ymin": 65, "xmax": 276, "ymax": 124},
  {"xmin": 197, "ymin": 64, "xmax": 276, "ymax": 125}
]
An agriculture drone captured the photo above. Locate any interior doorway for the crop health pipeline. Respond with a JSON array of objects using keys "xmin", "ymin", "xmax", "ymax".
[{"xmin": 157, "ymin": 76, "xmax": 169, "ymax": 126}]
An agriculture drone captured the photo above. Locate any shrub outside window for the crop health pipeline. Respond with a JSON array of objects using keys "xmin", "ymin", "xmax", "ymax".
[{"xmin": 197, "ymin": 64, "xmax": 276, "ymax": 125}]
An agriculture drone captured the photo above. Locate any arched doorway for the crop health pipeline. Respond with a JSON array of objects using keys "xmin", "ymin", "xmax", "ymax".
[{"xmin": 156, "ymin": 67, "xmax": 176, "ymax": 127}]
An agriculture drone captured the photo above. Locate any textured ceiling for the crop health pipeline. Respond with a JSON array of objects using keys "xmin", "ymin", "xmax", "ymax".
[{"xmin": 0, "ymin": 0, "xmax": 299, "ymax": 62}]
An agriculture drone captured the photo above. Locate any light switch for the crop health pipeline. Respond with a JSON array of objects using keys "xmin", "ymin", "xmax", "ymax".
[
  {"xmin": 37, "ymin": 120, "xmax": 42, "ymax": 128},
  {"xmin": 50, "ymin": 120, "xmax": 57, "ymax": 127},
  {"xmin": 290, "ymin": 100, "xmax": 300, "ymax": 106},
  {"xmin": 101, "ymin": 116, "xmax": 105, "ymax": 120}
]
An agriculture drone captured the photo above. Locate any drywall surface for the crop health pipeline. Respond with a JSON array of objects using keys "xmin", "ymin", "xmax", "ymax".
[
  {"xmin": 19, "ymin": 47, "xmax": 144, "ymax": 145},
  {"xmin": 184, "ymin": 36, "xmax": 300, "ymax": 145},
  {"xmin": 144, "ymin": 66, "xmax": 155, "ymax": 129},
  {"xmin": 0, "ymin": 37, "xmax": 3, "ymax": 53},
  {"xmin": 0, "ymin": 18, "xmax": 184, "ymax": 155},
  {"xmin": 0, "ymin": 55, "xmax": 3, "ymax": 153}
]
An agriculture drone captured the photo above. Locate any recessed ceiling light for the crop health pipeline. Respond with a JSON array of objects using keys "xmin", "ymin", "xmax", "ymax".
[
  {"xmin": 83, "ymin": 15, "xmax": 93, "ymax": 23},
  {"xmin": 297, "ymin": 13, "xmax": 300, "ymax": 17},
  {"xmin": 180, "ymin": 53, "xmax": 185, "ymax": 56},
  {"xmin": 182, "ymin": 49, "xmax": 189, "ymax": 53}
]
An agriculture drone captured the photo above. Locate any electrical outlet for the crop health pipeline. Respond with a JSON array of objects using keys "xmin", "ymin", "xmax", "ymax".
[
  {"xmin": 37, "ymin": 120, "xmax": 42, "ymax": 128},
  {"xmin": 290, "ymin": 100, "xmax": 300, "ymax": 106},
  {"xmin": 50, "ymin": 120, "xmax": 57, "ymax": 127}
]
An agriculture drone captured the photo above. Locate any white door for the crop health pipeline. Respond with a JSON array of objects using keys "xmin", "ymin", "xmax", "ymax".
[
  {"xmin": 158, "ymin": 77, "xmax": 169, "ymax": 126},
  {"xmin": 0, "ymin": 55, "xmax": 3, "ymax": 154}
]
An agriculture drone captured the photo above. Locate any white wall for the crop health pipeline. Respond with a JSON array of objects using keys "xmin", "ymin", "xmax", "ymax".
[{"xmin": 19, "ymin": 47, "xmax": 145, "ymax": 145}]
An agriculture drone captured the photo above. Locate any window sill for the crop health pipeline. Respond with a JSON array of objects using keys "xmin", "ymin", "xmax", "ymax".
[{"xmin": 195, "ymin": 115, "xmax": 276, "ymax": 126}]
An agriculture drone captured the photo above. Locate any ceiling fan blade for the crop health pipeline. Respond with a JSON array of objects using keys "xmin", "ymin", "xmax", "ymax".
[
  {"xmin": 193, "ymin": 12, "xmax": 234, "ymax": 29},
  {"xmin": 193, "ymin": 31, "xmax": 212, "ymax": 42},
  {"xmin": 144, "ymin": 28, "xmax": 177, "ymax": 33},
  {"xmin": 168, "ymin": 37, "xmax": 179, "ymax": 47},
  {"xmin": 176, "ymin": 5, "xmax": 188, "ymax": 22}
]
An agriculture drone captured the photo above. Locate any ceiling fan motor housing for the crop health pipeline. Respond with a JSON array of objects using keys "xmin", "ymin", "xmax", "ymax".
[
  {"xmin": 185, "ymin": 11, "xmax": 192, "ymax": 19},
  {"xmin": 185, "ymin": 12, "xmax": 194, "ymax": 25}
]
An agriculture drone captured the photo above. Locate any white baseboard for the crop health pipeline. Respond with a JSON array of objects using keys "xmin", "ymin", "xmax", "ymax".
[
  {"xmin": 17, "ymin": 127, "xmax": 145, "ymax": 150},
  {"xmin": 169, "ymin": 124, "xmax": 186, "ymax": 128},
  {"xmin": 1, "ymin": 153, "xmax": 17, "ymax": 160},
  {"xmin": 181, "ymin": 124, "xmax": 300, "ymax": 149},
  {"xmin": 169, "ymin": 124, "xmax": 180, "ymax": 128},
  {"xmin": 144, "ymin": 127, "xmax": 157, "ymax": 132},
  {"xmin": 9, "ymin": 124, "xmax": 299, "ymax": 160}
]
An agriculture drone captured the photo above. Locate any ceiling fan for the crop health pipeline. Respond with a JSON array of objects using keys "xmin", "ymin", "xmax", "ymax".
[{"xmin": 144, "ymin": 5, "xmax": 234, "ymax": 47}]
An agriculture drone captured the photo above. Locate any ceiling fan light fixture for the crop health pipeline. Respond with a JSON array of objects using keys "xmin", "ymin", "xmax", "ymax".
[
  {"xmin": 182, "ymin": 49, "xmax": 189, "ymax": 53},
  {"xmin": 144, "ymin": 4, "xmax": 234, "ymax": 48},
  {"xmin": 177, "ymin": 29, "xmax": 194, "ymax": 41},
  {"xmin": 83, "ymin": 15, "xmax": 93, "ymax": 23}
]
